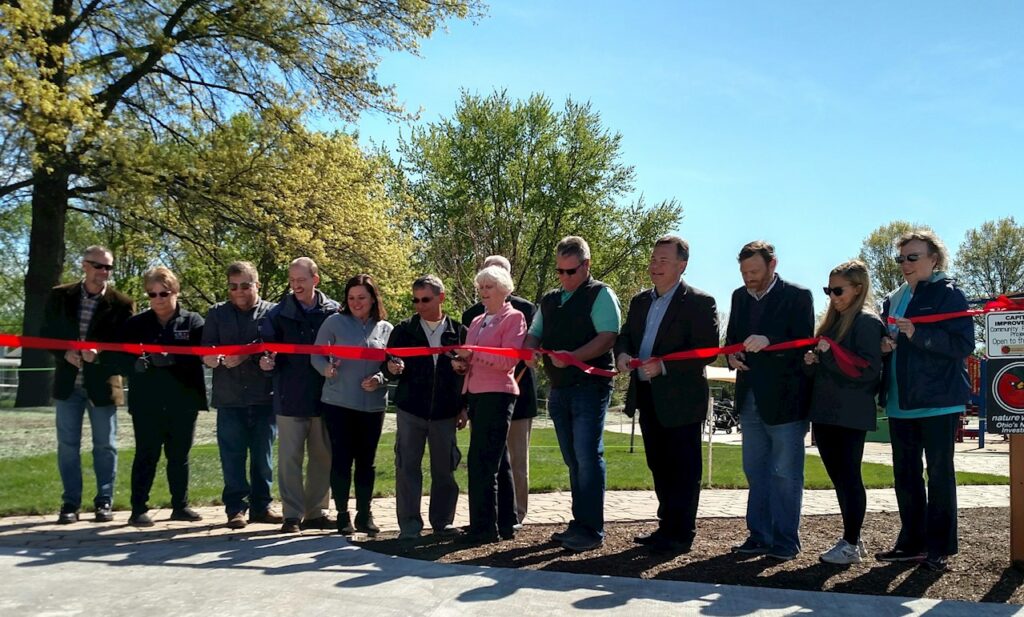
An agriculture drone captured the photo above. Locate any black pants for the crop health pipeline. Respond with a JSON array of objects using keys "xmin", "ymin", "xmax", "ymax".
[
  {"xmin": 130, "ymin": 408, "xmax": 199, "ymax": 513},
  {"xmin": 323, "ymin": 404, "xmax": 384, "ymax": 515},
  {"xmin": 812, "ymin": 422, "xmax": 867, "ymax": 545},
  {"xmin": 467, "ymin": 392, "xmax": 517, "ymax": 536},
  {"xmin": 637, "ymin": 383, "xmax": 702, "ymax": 544},
  {"xmin": 890, "ymin": 413, "xmax": 960, "ymax": 558}
]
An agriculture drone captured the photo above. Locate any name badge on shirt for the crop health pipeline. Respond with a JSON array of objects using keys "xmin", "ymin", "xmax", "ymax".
[{"xmin": 173, "ymin": 326, "xmax": 190, "ymax": 340}]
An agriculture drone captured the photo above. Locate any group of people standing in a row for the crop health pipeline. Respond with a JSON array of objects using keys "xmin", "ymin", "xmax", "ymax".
[{"xmin": 42, "ymin": 228, "xmax": 972, "ymax": 572}]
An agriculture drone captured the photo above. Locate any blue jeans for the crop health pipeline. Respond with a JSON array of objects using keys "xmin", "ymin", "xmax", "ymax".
[
  {"xmin": 548, "ymin": 381, "xmax": 612, "ymax": 538},
  {"xmin": 55, "ymin": 387, "xmax": 118, "ymax": 508},
  {"xmin": 217, "ymin": 405, "xmax": 276, "ymax": 516},
  {"xmin": 740, "ymin": 392, "xmax": 807, "ymax": 555}
]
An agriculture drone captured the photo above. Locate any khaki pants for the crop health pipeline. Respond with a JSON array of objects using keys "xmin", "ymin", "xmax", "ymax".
[
  {"xmin": 507, "ymin": 417, "xmax": 532, "ymax": 524},
  {"xmin": 277, "ymin": 415, "xmax": 332, "ymax": 521}
]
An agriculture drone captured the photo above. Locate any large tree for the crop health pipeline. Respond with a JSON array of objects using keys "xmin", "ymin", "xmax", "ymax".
[
  {"xmin": 955, "ymin": 217, "xmax": 1024, "ymax": 301},
  {"xmin": 393, "ymin": 90, "xmax": 683, "ymax": 309},
  {"xmin": 1, "ymin": 0, "xmax": 479, "ymax": 405},
  {"xmin": 858, "ymin": 221, "xmax": 933, "ymax": 302}
]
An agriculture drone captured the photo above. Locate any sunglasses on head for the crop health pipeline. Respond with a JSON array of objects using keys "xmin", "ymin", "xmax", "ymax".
[
  {"xmin": 894, "ymin": 253, "xmax": 923, "ymax": 264},
  {"xmin": 228, "ymin": 281, "xmax": 255, "ymax": 291},
  {"xmin": 555, "ymin": 266, "xmax": 581, "ymax": 276},
  {"xmin": 86, "ymin": 260, "xmax": 114, "ymax": 271},
  {"xmin": 411, "ymin": 296, "xmax": 435, "ymax": 304},
  {"xmin": 147, "ymin": 290, "xmax": 172, "ymax": 298}
]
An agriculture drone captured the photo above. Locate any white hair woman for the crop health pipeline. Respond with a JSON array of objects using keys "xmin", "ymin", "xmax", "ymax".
[
  {"xmin": 875, "ymin": 230, "xmax": 973, "ymax": 572},
  {"xmin": 455, "ymin": 265, "xmax": 527, "ymax": 542}
]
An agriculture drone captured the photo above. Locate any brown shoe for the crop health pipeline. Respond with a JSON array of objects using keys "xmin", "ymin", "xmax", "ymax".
[
  {"xmin": 226, "ymin": 512, "xmax": 247, "ymax": 529},
  {"xmin": 300, "ymin": 514, "xmax": 336, "ymax": 530},
  {"xmin": 249, "ymin": 508, "xmax": 284, "ymax": 524}
]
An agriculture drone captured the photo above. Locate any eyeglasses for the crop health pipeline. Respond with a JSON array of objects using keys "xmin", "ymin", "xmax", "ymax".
[
  {"xmin": 85, "ymin": 260, "xmax": 114, "ymax": 271},
  {"xmin": 147, "ymin": 291, "xmax": 172, "ymax": 298},
  {"xmin": 894, "ymin": 253, "xmax": 923, "ymax": 264},
  {"xmin": 228, "ymin": 281, "xmax": 255, "ymax": 291},
  {"xmin": 555, "ymin": 264, "xmax": 584, "ymax": 276},
  {"xmin": 823, "ymin": 286, "xmax": 849, "ymax": 297},
  {"xmin": 411, "ymin": 296, "xmax": 435, "ymax": 304}
]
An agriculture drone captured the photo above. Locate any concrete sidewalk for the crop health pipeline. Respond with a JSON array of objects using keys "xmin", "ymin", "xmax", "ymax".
[
  {"xmin": 2, "ymin": 525, "xmax": 1021, "ymax": 616},
  {"xmin": 1, "ymin": 482, "xmax": 1018, "ymax": 617}
]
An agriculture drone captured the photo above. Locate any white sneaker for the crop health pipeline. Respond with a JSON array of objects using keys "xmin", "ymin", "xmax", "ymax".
[
  {"xmin": 820, "ymin": 539, "xmax": 862, "ymax": 564},
  {"xmin": 857, "ymin": 539, "xmax": 868, "ymax": 558}
]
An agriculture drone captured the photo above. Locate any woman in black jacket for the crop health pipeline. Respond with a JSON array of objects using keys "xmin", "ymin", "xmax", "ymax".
[
  {"xmin": 804, "ymin": 260, "xmax": 884, "ymax": 564},
  {"xmin": 114, "ymin": 267, "xmax": 208, "ymax": 527}
]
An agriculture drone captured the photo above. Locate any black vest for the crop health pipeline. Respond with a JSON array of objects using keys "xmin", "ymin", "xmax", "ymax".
[{"xmin": 539, "ymin": 277, "xmax": 614, "ymax": 387}]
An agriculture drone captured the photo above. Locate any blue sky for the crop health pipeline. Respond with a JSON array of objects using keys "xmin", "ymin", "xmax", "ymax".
[{"xmin": 339, "ymin": 1, "xmax": 1022, "ymax": 314}]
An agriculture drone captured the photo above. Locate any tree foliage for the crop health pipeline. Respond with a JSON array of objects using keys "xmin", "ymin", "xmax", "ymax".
[
  {"xmin": 858, "ymin": 220, "xmax": 933, "ymax": 302},
  {"xmin": 393, "ymin": 90, "xmax": 683, "ymax": 308},
  {"xmin": 1, "ymin": 0, "xmax": 479, "ymax": 405},
  {"xmin": 955, "ymin": 217, "xmax": 1024, "ymax": 301}
]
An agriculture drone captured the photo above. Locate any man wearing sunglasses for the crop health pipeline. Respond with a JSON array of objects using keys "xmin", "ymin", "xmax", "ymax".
[
  {"xmin": 201, "ymin": 261, "xmax": 281, "ymax": 529},
  {"xmin": 41, "ymin": 245, "xmax": 135, "ymax": 524},
  {"xmin": 524, "ymin": 235, "xmax": 621, "ymax": 552},
  {"xmin": 725, "ymin": 240, "xmax": 814, "ymax": 562},
  {"xmin": 381, "ymin": 274, "xmax": 468, "ymax": 539}
]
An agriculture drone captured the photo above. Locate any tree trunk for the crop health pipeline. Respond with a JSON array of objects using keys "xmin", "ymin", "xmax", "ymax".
[{"xmin": 14, "ymin": 168, "xmax": 69, "ymax": 407}]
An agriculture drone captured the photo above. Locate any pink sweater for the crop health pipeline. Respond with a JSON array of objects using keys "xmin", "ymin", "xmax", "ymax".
[{"xmin": 463, "ymin": 302, "xmax": 527, "ymax": 395}]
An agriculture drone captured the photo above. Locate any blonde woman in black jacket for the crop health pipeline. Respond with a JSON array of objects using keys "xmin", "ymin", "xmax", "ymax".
[{"xmin": 804, "ymin": 260, "xmax": 884, "ymax": 564}]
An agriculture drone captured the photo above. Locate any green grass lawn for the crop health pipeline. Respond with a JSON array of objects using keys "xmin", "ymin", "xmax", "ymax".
[{"xmin": 0, "ymin": 428, "xmax": 1008, "ymax": 516}]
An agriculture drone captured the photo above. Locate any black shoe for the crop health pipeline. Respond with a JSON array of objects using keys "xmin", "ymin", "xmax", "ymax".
[
  {"xmin": 875, "ymin": 548, "xmax": 926, "ymax": 563},
  {"xmin": 462, "ymin": 529, "xmax": 500, "ymax": 544},
  {"xmin": 561, "ymin": 531, "xmax": 603, "ymax": 553},
  {"xmin": 649, "ymin": 536, "xmax": 692, "ymax": 555},
  {"xmin": 56, "ymin": 504, "xmax": 79, "ymax": 525},
  {"xmin": 281, "ymin": 518, "xmax": 301, "ymax": 533},
  {"xmin": 128, "ymin": 511, "xmax": 154, "ymax": 527},
  {"xmin": 731, "ymin": 538, "xmax": 770, "ymax": 555},
  {"xmin": 354, "ymin": 512, "xmax": 379, "ymax": 537},
  {"xmin": 499, "ymin": 526, "xmax": 516, "ymax": 541},
  {"xmin": 550, "ymin": 526, "xmax": 576, "ymax": 543},
  {"xmin": 921, "ymin": 555, "xmax": 949, "ymax": 572},
  {"xmin": 94, "ymin": 503, "xmax": 113, "ymax": 523},
  {"xmin": 170, "ymin": 507, "xmax": 203, "ymax": 522},
  {"xmin": 337, "ymin": 512, "xmax": 355, "ymax": 536}
]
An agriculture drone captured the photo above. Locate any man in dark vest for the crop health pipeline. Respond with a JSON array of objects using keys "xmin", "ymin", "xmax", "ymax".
[
  {"xmin": 41, "ymin": 245, "xmax": 135, "ymax": 524},
  {"xmin": 615, "ymin": 235, "xmax": 719, "ymax": 555},
  {"xmin": 462, "ymin": 255, "xmax": 538, "ymax": 526},
  {"xmin": 726, "ymin": 240, "xmax": 813, "ymax": 561},
  {"xmin": 524, "ymin": 236, "xmax": 620, "ymax": 552}
]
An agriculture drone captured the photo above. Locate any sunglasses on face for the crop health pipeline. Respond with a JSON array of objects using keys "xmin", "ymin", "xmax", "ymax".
[
  {"xmin": 823, "ymin": 286, "xmax": 850, "ymax": 297},
  {"xmin": 411, "ymin": 296, "xmax": 435, "ymax": 304},
  {"xmin": 86, "ymin": 260, "xmax": 114, "ymax": 271},
  {"xmin": 228, "ymin": 281, "xmax": 255, "ymax": 291},
  {"xmin": 555, "ymin": 265, "xmax": 582, "ymax": 276},
  {"xmin": 147, "ymin": 291, "xmax": 172, "ymax": 298},
  {"xmin": 894, "ymin": 253, "xmax": 923, "ymax": 264}
]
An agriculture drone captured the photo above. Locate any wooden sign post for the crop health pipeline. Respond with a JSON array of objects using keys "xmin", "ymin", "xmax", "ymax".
[{"xmin": 984, "ymin": 311, "xmax": 1024, "ymax": 567}]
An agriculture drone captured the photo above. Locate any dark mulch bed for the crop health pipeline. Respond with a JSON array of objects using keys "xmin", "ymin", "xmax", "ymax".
[{"xmin": 355, "ymin": 507, "xmax": 1024, "ymax": 604}]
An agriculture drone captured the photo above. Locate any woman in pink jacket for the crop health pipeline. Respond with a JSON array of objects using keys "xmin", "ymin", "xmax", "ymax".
[{"xmin": 455, "ymin": 265, "xmax": 528, "ymax": 542}]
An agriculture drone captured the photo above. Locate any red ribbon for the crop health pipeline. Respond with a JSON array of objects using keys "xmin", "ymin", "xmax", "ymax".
[
  {"xmin": 627, "ymin": 336, "xmax": 869, "ymax": 378},
  {"xmin": 0, "ymin": 334, "xmax": 869, "ymax": 378},
  {"xmin": 886, "ymin": 294, "xmax": 1024, "ymax": 325}
]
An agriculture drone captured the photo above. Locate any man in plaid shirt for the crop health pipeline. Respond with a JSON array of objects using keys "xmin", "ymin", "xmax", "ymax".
[{"xmin": 41, "ymin": 246, "xmax": 135, "ymax": 524}]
